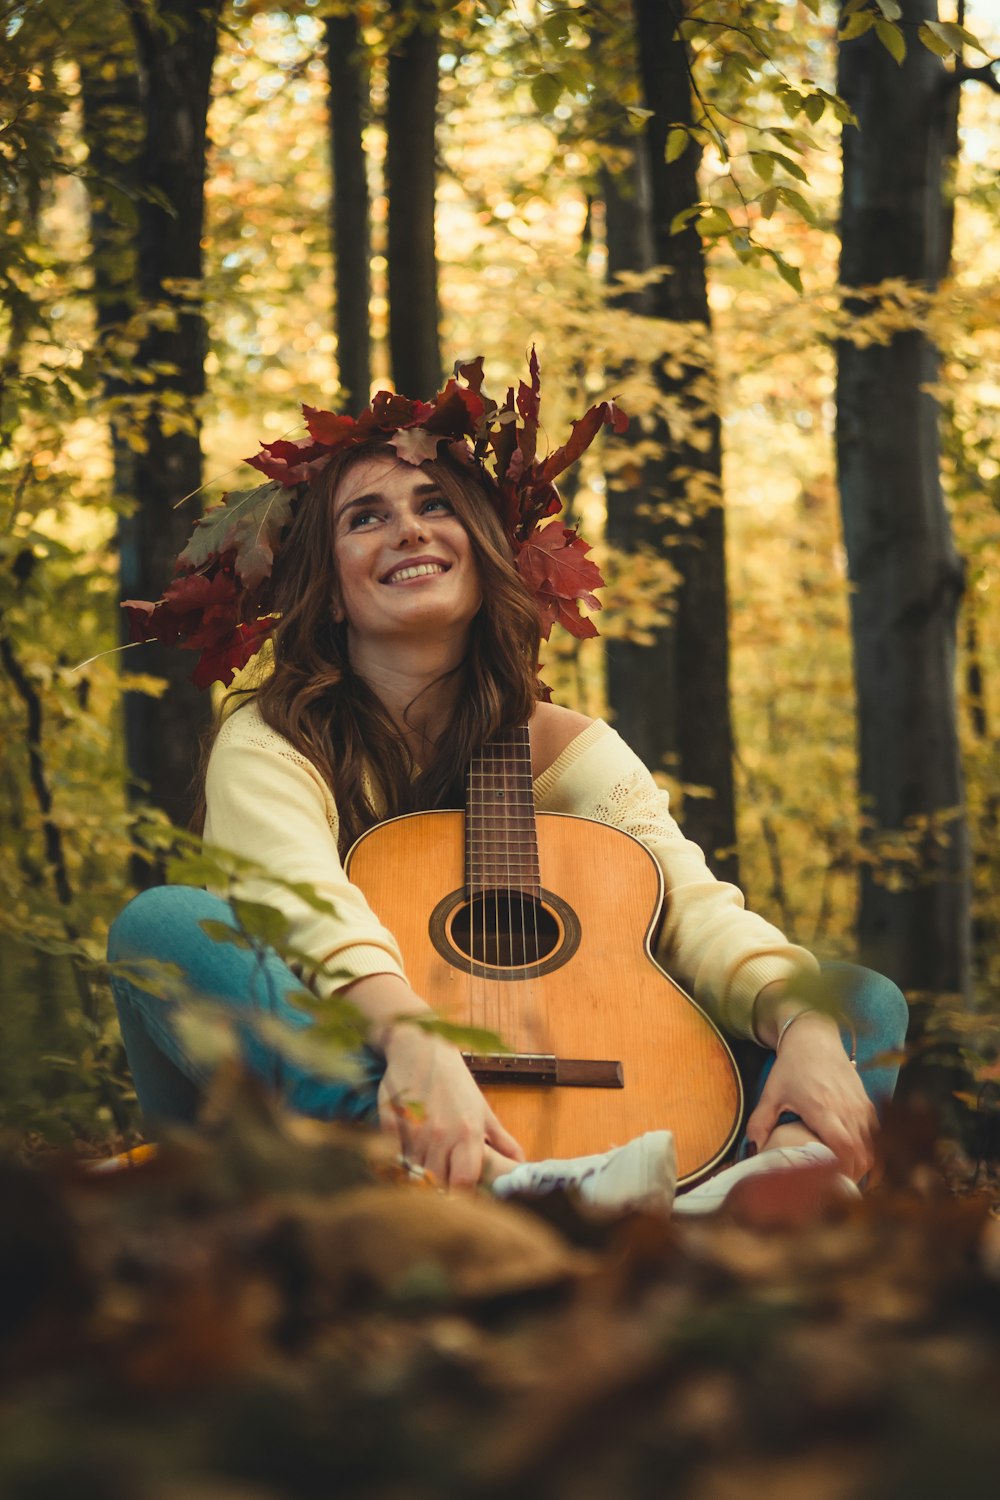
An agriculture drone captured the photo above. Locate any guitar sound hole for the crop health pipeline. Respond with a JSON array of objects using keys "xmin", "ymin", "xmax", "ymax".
[{"xmin": 449, "ymin": 891, "xmax": 561, "ymax": 967}]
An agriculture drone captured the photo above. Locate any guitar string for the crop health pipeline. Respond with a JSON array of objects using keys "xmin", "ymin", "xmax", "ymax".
[
  {"xmin": 466, "ymin": 753, "xmax": 475, "ymax": 1042},
  {"xmin": 473, "ymin": 751, "xmax": 485, "ymax": 1044},
  {"xmin": 467, "ymin": 729, "xmax": 541, "ymax": 1063},
  {"xmin": 480, "ymin": 747, "xmax": 489, "ymax": 1035},
  {"xmin": 497, "ymin": 738, "xmax": 503, "ymax": 1044},
  {"xmin": 506, "ymin": 728, "xmax": 518, "ymax": 1050},
  {"xmin": 524, "ymin": 721, "xmax": 542, "ymax": 1052},
  {"xmin": 511, "ymin": 725, "xmax": 525, "ymax": 1043},
  {"xmin": 509, "ymin": 732, "xmax": 515, "ymax": 1050},
  {"xmin": 477, "ymin": 748, "xmax": 488, "ymax": 1039},
  {"xmin": 516, "ymin": 726, "xmax": 527, "ymax": 1039},
  {"xmin": 524, "ymin": 726, "xmax": 530, "ymax": 1056}
]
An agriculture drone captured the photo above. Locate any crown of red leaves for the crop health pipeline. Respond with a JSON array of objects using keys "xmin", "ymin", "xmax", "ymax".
[{"xmin": 123, "ymin": 350, "xmax": 627, "ymax": 689}]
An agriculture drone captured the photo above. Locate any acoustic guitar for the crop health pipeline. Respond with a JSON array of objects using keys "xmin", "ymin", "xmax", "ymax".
[{"xmin": 346, "ymin": 726, "xmax": 743, "ymax": 1185}]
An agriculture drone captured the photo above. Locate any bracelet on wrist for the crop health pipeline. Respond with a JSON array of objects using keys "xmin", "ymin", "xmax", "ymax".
[
  {"xmin": 774, "ymin": 1006, "xmax": 821, "ymax": 1053},
  {"xmin": 774, "ymin": 1005, "xmax": 858, "ymax": 1065}
]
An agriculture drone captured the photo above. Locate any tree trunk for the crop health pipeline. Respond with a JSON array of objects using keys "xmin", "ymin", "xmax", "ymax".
[
  {"xmin": 385, "ymin": 0, "xmax": 441, "ymax": 399},
  {"xmin": 326, "ymin": 12, "xmax": 372, "ymax": 411},
  {"xmin": 122, "ymin": 0, "xmax": 221, "ymax": 831},
  {"xmin": 836, "ymin": 1, "xmax": 970, "ymax": 996},
  {"xmin": 601, "ymin": 149, "xmax": 680, "ymax": 802},
  {"xmin": 78, "ymin": 20, "xmax": 140, "ymax": 612},
  {"xmin": 629, "ymin": 0, "xmax": 737, "ymax": 882}
]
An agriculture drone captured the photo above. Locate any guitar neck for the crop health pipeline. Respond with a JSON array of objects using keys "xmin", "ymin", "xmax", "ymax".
[{"xmin": 466, "ymin": 725, "xmax": 540, "ymax": 895}]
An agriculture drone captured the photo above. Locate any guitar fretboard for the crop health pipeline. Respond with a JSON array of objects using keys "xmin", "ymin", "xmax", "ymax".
[{"xmin": 466, "ymin": 726, "xmax": 540, "ymax": 895}]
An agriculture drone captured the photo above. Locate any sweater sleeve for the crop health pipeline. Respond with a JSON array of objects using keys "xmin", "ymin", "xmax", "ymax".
[
  {"xmin": 533, "ymin": 721, "xmax": 818, "ymax": 1040},
  {"xmin": 202, "ymin": 705, "xmax": 407, "ymax": 1002}
]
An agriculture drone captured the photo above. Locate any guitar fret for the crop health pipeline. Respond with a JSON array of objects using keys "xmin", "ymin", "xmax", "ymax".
[
  {"xmin": 468, "ymin": 864, "xmax": 539, "ymax": 870},
  {"xmin": 468, "ymin": 841, "xmax": 538, "ymax": 848},
  {"xmin": 469, "ymin": 777, "xmax": 533, "ymax": 784},
  {"xmin": 467, "ymin": 858, "xmax": 539, "ymax": 870},
  {"xmin": 468, "ymin": 852, "xmax": 539, "ymax": 859},
  {"xmin": 468, "ymin": 828, "xmax": 537, "ymax": 837},
  {"xmin": 468, "ymin": 879, "xmax": 541, "ymax": 890}
]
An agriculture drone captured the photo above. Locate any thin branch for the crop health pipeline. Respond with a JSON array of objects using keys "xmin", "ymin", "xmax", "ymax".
[
  {"xmin": 0, "ymin": 621, "xmax": 101, "ymax": 1023},
  {"xmin": 0, "ymin": 631, "xmax": 74, "ymax": 908},
  {"xmin": 947, "ymin": 60, "xmax": 1000, "ymax": 95}
]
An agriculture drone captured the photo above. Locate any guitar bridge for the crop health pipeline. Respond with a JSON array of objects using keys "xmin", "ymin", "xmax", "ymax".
[{"xmin": 462, "ymin": 1052, "xmax": 623, "ymax": 1088}]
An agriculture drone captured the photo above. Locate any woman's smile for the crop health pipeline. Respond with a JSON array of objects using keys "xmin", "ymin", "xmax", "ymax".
[{"xmin": 380, "ymin": 557, "xmax": 451, "ymax": 585}]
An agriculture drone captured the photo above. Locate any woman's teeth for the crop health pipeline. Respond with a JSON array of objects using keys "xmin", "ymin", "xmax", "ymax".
[{"xmin": 385, "ymin": 563, "xmax": 447, "ymax": 583}]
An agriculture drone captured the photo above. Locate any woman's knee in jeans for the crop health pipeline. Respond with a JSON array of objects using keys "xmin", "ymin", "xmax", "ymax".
[
  {"xmin": 108, "ymin": 884, "xmax": 231, "ymax": 965},
  {"xmin": 820, "ymin": 960, "xmax": 909, "ymax": 1048}
]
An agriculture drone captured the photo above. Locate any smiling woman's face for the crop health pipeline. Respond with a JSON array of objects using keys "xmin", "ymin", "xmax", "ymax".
[{"xmin": 330, "ymin": 451, "xmax": 483, "ymax": 648}]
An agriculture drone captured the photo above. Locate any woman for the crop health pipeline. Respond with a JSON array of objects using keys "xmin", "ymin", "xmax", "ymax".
[{"xmin": 109, "ymin": 356, "xmax": 907, "ymax": 1215}]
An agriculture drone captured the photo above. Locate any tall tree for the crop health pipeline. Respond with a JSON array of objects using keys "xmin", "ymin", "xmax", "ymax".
[
  {"xmin": 601, "ymin": 145, "xmax": 682, "ymax": 843},
  {"xmin": 836, "ymin": 1, "xmax": 970, "ymax": 995},
  {"xmin": 326, "ymin": 10, "xmax": 372, "ymax": 410},
  {"xmin": 120, "ymin": 0, "xmax": 223, "ymax": 830},
  {"xmin": 618, "ymin": 0, "xmax": 737, "ymax": 881},
  {"xmin": 385, "ymin": 0, "xmax": 441, "ymax": 398},
  {"xmin": 78, "ymin": 13, "xmax": 141, "ymax": 594}
]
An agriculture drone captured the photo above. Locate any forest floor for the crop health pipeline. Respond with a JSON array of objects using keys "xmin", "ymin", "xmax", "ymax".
[{"xmin": 4, "ymin": 1079, "xmax": 1000, "ymax": 1500}]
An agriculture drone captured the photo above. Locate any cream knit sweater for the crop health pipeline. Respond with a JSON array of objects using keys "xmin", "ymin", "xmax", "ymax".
[{"xmin": 203, "ymin": 704, "xmax": 817, "ymax": 1041}]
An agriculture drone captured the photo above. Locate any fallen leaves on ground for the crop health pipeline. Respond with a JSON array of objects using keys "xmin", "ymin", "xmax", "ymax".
[{"xmin": 3, "ymin": 1082, "xmax": 1000, "ymax": 1499}]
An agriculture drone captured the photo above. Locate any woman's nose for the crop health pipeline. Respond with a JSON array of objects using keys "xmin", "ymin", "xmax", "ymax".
[{"xmin": 395, "ymin": 510, "xmax": 428, "ymax": 545}]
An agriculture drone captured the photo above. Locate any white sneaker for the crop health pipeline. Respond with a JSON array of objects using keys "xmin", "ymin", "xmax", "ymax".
[
  {"xmin": 492, "ymin": 1130, "xmax": 676, "ymax": 1215},
  {"xmin": 673, "ymin": 1141, "xmax": 860, "ymax": 1216}
]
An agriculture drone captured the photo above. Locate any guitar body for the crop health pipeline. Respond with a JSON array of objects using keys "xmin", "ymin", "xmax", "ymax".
[{"xmin": 346, "ymin": 809, "xmax": 743, "ymax": 1185}]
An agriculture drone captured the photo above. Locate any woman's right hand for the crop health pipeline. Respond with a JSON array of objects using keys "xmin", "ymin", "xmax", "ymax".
[{"xmin": 378, "ymin": 1021, "xmax": 525, "ymax": 1189}]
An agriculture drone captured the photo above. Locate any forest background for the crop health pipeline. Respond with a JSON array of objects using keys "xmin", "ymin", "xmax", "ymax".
[{"xmin": 1, "ymin": 0, "xmax": 999, "ymax": 1150}]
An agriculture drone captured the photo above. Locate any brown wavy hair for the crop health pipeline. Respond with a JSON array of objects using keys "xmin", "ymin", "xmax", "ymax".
[{"xmin": 205, "ymin": 442, "xmax": 542, "ymax": 856}]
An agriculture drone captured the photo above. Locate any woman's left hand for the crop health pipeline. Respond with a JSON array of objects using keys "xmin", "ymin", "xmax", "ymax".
[{"xmin": 744, "ymin": 1011, "xmax": 877, "ymax": 1181}]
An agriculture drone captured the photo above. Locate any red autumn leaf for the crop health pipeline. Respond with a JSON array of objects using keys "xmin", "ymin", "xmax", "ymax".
[
  {"xmin": 421, "ymin": 379, "xmax": 484, "ymax": 437},
  {"xmin": 516, "ymin": 523, "xmax": 604, "ymax": 639},
  {"xmin": 517, "ymin": 522, "xmax": 604, "ymax": 602},
  {"xmin": 247, "ymin": 436, "xmax": 334, "ymax": 486},
  {"xmin": 533, "ymin": 592, "xmax": 601, "ymax": 641},
  {"xmin": 514, "ymin": 474, "xmax": 562, "ymax": 538},
  {"xmin": 130, "ymin": 568, "xmax": 236, "ymax": 646},
  {"xmin": 163, "ymin": 566, "xmax": 239, "ymax": 617},
  {"xmin": 516, "ymin": 346, "xmax": 541, "ymax": 467},
  {"xmin": 723, "ymin": 1159, "xmax": 847, "ymax": 1231},
  {"xmin": 369, "ymin": 392, "xmax": 433, "ymax": 430},
  {"xmin": 454, "ymin": 355, "xmax": 485, "ymax": 395},
  {"xmin": 539, "ymin": 399, "xmax": 628, "ymax": 484},
  {"xmin": 124, "ymin": 562, "xmax": 274, "ymax": 688},
  {"xmin": 191, "ymin": 616, "xmax": 274, "ymax": 690},
  {"xmin": 179, "ymin": 482, "xmax": 295, "ymax": 589},
  {"xmin": 488, "ymin": 387, "xmax": 518, "ymax": 488},
  {"xmin": 389, "ymin": 428, "xmax": 447, "ymax": 466},
  {"xmin": 301, "ymin": 407, "xmax": 357, "ymax": 445},
  {"xmin": 495, "ymin": 486, "xmax": 518, "ymax": 538},
  {"xmin": 122, "ymin": 595, "xmax": 171, "ymax": 646},
  {"xmin": 445, "ymin": 438, "xmax": 475, "ymax": 467}
]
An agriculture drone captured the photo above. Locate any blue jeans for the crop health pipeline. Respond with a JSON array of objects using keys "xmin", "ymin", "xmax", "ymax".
[
  {"xmin": 108, "ymin": 885, "xmax": 909, "ymax": 1136},
  {"xmin": 108, "ymin": 885, "xmax": 383, "ymax": 1127}
]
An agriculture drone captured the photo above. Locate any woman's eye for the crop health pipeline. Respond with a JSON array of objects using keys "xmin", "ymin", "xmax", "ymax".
[
  {"xmin": 348, "ymin": 509, "xmax": 379, "ymax": 529},
  {"xmin": 423, "ymin": 497, "xmax": 452, "ymax": 514}
]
